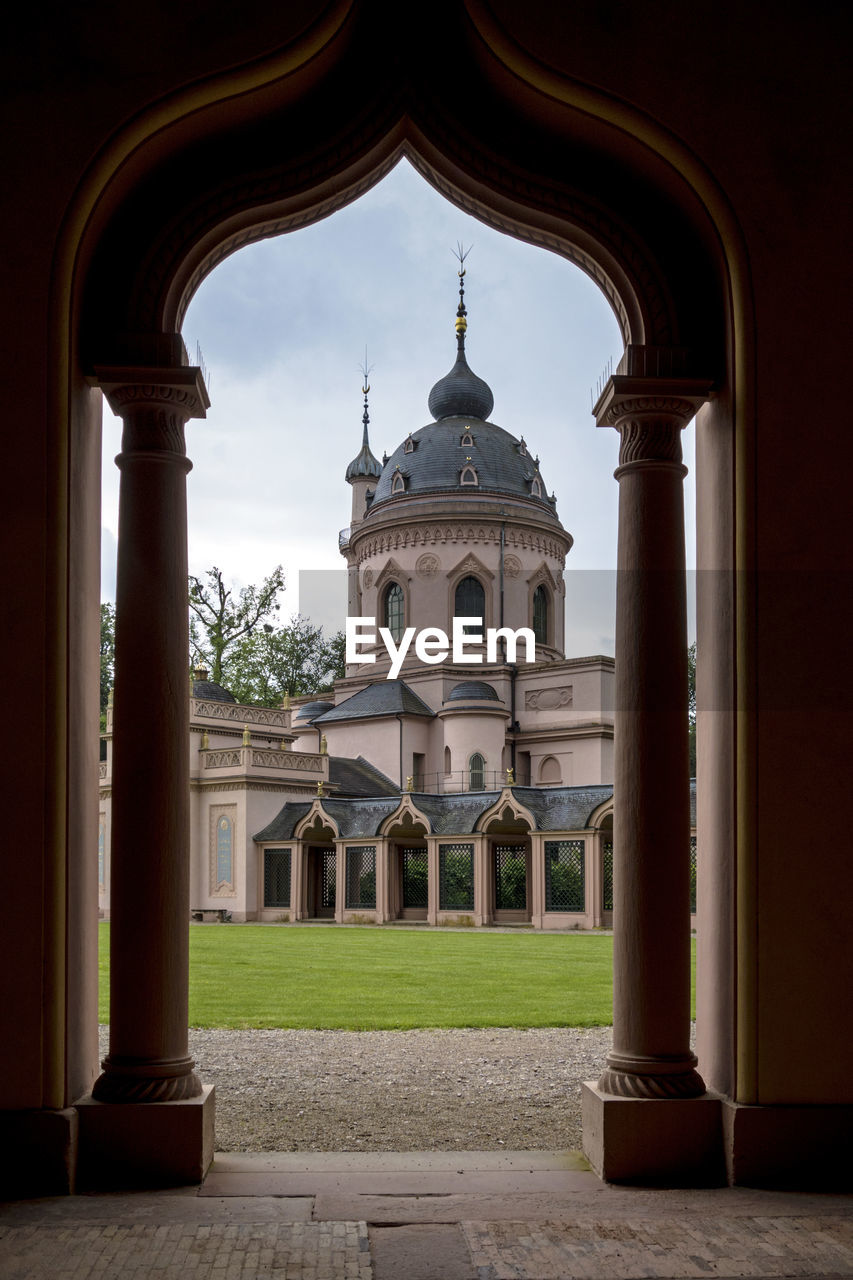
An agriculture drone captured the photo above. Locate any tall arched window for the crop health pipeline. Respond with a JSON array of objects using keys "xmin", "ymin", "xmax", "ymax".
[
  {"xmin": 383, "ymin": 582, "xmax": 405, "ymax": 643},
  {"xmin": 469, "ymin": 752, "xmax": 486, "ymax": 792},
  {"xmin": 533, "ymin": 584, "xmax": 549, "ymax": 646},
  {"xmin": 454, "ymin": 575, "xmax": 485, "ymax": 633}
]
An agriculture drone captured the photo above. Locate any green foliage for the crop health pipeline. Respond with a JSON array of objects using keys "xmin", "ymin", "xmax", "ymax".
[
  {"xmin": 547, "ymin": 860, "xmax": 584, "ymax": 911},
  {"xmin": 98, "ymin": 924, "xmax": 697, "ymax": 1029},
  {"xmin": 188, "ymin": 564, "xmax": 284, "ymax": 685},
  {"xmin": 228, "ymin": 614, "xmax": 345, "ymax": 707},
  {"xmin": 100, "ymin": 603, "xmax": 115, "ymax": 730},
  {"xmin": 688, "ymin": 641, "xmax": 697, "ymax": 776}
]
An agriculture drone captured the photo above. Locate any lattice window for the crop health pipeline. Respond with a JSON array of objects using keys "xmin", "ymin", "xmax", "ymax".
[
  {"xmin": 545, "ymin": 840, "xmax": 585, "ymax": 911},
  {"xmin": 602, "ymin": 840, "xmax": 613, "ymax": 912},
  {"xmin": 690, "ymin": 835, "xmax": 697, "ymax": 914},
  {"xmin": 494, "ymin": 844, "xmax": 527, "ymax": 910},
  {"xmin": 346, "ymin": 845, "xmax": 376, "ymax": 909},
  {"xmin": 439, "ymin": 843, "xmax": 474, "ymax": 910},
  {"xmin": 264, "ymin": 849, "xmax": 292, "ymax": 908},
  {"xmin": 401, "ymin": 846, "xmax": 428, "ymax": 908},
  {"xmin": 469, "ymin": 751, "xmax": 485, "ymax": 791},
  {"xmin": 321, "ymin": 849, "xmax": 336, "ymax": 911}
]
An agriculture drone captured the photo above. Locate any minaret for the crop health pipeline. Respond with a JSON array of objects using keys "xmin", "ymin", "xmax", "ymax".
[{"xmin": 345, "ymin": 368, "xmax": 381, "ymax": 527}]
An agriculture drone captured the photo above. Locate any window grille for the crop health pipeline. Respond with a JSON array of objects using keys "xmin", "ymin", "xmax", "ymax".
[
  {"xmin": 321, "ymin": 849, "xmax": 336, "ymax": 911},
  {"xmin": 545, "ymin": 840, "xmax": 585, "ymax": 911},
  {"xmin": 401, "ymin": 846, "xmax": 428, "ymax": 908},
  {"xmin": 469, "ymin": 751, "xmax": 485, "ymax": 791},
  {"xmin": 383, "ymin": 583, "xmax": 404, "ymax": 643},
  {"xmin": 264, "ymin": 848, "xmax": 292, "ymax": 907},
  {"xmin": 439, "ymin": 843, "xmax": 474, "ymax": 910},
  {"xmin": 494, "ymin": 844, "xmax": 527, "ymax": 910},
  {"xmin": 346, "ymin": 845, "xmax": 376, "ymax": 909},
  {"xmin": 602, "ymin": 839, "xmax": 613, "ymax": 912},
  {"xmin": 690, "ymin": 835, "xmax": 697, "ymax": 913}
]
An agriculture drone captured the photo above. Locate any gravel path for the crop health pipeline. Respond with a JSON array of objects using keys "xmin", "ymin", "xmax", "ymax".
[{"xmin": 99, "ymin": 1026, "xmax": 612, "ymax": 1152}]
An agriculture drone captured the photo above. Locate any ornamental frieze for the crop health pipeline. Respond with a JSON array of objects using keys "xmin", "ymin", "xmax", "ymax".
[{"xmin": 193, "ymin": 701, "xmax": 287, "ymax": 727}]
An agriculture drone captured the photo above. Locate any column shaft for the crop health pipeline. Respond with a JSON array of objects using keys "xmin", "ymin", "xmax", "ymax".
[
  {"xmin": 595, "ymin": 381, "xmax": 709, "ymax": 1099},
  {"xmin": 93, "ymin": 368, "xmax": 208, "ymax": 1103}
]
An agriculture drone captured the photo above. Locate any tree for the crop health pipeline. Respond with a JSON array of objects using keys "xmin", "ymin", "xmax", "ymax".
[
  {"xmin": 188, "ymin": 565, "xmax": 284, "ymax": 685},
  {"xmin": 100, "ymin": 603, "xmax": 115, "ymax": 729},
  {"xmin": 687, "ymin": 641, "xmax": 697, "ymax": 777},
  {"xmin": 227, "ymin": 615, "xmax": 345, "ymax": 707}
]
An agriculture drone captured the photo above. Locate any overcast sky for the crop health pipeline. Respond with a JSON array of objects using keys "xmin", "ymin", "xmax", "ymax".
[{"xmin": 101, "ymin": 158, "xmax": 696, "ymax": 655}]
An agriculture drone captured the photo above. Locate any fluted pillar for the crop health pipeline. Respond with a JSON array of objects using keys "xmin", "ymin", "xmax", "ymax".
[
  {"xmin": 93, "ymin": 366, "xmax": 208, "ymax": 1104},
  {"xmin": 596, "ymin": 377, "xmax": 711, "ymax": 1100}
]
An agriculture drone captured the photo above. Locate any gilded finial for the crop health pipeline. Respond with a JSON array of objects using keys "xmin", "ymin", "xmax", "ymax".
[
  {"xmin": 406, "ymin": 774, "xmax": 414, "ymax": 792},
  {"xmin": 320, "ymin": 734, "xmax": 328, "ymax": 755},
  {"xmin": 242, "ymin": 725, "xmax": 251, "ymax": 746},
  {"xmin": 452, "ymin": 242, "xmax": 471, "ymax": 339},
  {"xmin": 505, "ymin": 766, "xmax": 515, "ymax": 786},
  {"xmin": 200, "ymin": 731, "xmax": 209, "ymax": 750},
  {"xmin": 281, "ymin": 691, "xmax": 290, "ymax": 710},
  {"xmin": 317, "ymin": 779, "xmax": 324, "ymax": 797}
]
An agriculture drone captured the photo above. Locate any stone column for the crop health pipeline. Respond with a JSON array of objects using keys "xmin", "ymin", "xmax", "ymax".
[
  {"xmin": 595, "ymin": 377, "xmax": 710, "ymax": 1100},
  {"xmin": 92, "ymin": 366, "xmax": 208, "ymax": 1104}
]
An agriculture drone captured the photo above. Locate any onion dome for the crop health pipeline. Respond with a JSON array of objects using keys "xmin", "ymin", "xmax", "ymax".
[
  {"xmin": 191, "ymin": 666, "xmax": 236, "ymax": 703},
  {"xmin": 345, "ymin": 376, "xmax": 381, "ymax": 482},
  {"xmin": 427, "ymin": 259, "xmax": 494, "ymax": 422}
]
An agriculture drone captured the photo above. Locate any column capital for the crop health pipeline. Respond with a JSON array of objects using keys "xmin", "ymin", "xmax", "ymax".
[
  {"xmin": 594, "ymin": 376, "xmax": 712, "ymax": 470},
  {"xmin": 94, "ymin": 365, "xmax": 210, "ymax": 422}
]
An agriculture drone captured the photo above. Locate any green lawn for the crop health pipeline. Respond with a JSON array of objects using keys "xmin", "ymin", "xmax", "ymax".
[{"xmin": 98, "ymin": 923, "xmax": 696, "ymax": 1030}]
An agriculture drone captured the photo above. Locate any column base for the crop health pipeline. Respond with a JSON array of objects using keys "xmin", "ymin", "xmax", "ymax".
[
  {"xmin": 723, "ymin": 1100, "xmax": 853, "ymax": 1189},
  {"xmin": 582, "ymin": 1082, "xmax": 725, "ymax": 1185},
  {"xmin": 75, "ymin": 1084, "xmax": 215, "ymax": 1189},
  {"xmin": 0, "ymin": 1108, "xmax": 79, "ymax": 1198}
]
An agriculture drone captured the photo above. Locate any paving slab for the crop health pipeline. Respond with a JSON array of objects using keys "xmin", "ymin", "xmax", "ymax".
[{"xmin": 370, "ymin": 1223, "xmax": 475, "ymax": 1279}]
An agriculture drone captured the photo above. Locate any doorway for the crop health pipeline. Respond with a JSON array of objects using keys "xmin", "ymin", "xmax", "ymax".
[
  {"xmin": 492, "ymin": 842, "xmax": 531, "ymax": 923},
  {"xmin": 305, "ymin": 846, "xmax": 336, "ymax": 919}
]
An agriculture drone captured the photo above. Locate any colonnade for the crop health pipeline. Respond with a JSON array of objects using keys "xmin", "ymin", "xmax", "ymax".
[{"xmin": 95, "ymin": 356, "xmax": 710, "ymax": 1182}]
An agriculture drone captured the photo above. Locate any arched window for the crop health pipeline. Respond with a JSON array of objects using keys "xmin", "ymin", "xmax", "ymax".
[
  {"xmin": 469, "ymin": 752, "xmax": 486, "ymax": 792},
  {"xmin": 444, "ymin": 745, "xmax": 451, "ymax": 775},
  {"xmin": 391, "ymin": 470, "xmax": 406, "ymax": 493},
  {"xmin": 533, "ymin": 584, "xmax": 549, "ymax": 645},
  {"xmin": 460, "ymin": 464, "xmax": 478, "ymax": 485},
  {"xmin": 454, "ymin": 575, "xmax": 485, "ymax": 626},
  {"xmin": 383, "ymin": 582, "xmax": 405, "ymax": 643},
  {"xmin": 460, "ymin": 430, "xmax": 474, "ymax": 446},
  {"xmin": 404, "ymin": 434, "xmax": 415, "ymax": 454},
  {"xmin": 531, "ymin": 476, "xmax": 542, "ymax": 497},
  {"xmin": 539, "ymin": 755, "xmax": 561, "ymax": 784}
]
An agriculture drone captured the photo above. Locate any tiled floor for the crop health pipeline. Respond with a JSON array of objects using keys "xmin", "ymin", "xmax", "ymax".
[{"xmin": 3, "ymin": 1152, "xmax": 853, "ymax": 1279}]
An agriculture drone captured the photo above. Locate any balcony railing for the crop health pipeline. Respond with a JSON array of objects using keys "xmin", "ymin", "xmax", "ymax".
[{"xmin": 404, "ymin": 769, "xmax": 533, "ymax": 794}]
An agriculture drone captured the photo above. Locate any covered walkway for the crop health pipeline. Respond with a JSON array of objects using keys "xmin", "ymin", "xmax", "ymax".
[{"xmin": 3, "ymin": 1151, "xmax": 853, "ymax": 1279}]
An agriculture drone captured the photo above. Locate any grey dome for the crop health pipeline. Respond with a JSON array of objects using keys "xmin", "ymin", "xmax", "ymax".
[
  {"xmin": 428, "ymin": 346, "xmax": 494, "ymax": 422},
  {"xmin": 448, "ymin": 681, "xmax": 500, "ymax": 702},
  {"xmin": 369, "ymin": 417, "xmax": 552, "ymax": 508},
  {"xmin": 192, "ymin": 671, "xmax": 236, "ymax": 703}
]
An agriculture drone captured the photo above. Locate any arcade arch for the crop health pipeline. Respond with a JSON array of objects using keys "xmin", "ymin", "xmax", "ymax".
[{"xmin": 55, "ymin": 3, "xmax": 743, "ymax": 1185}]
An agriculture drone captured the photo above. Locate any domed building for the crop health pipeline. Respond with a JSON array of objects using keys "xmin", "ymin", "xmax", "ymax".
[{"xmin": 99, "ymin": 277, "xmax": 686, "ymax": 932}]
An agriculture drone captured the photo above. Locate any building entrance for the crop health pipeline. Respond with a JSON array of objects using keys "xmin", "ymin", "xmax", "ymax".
[
  {"xmin": 306, "ymin": 847, "xmax": 336, "ymax": 918},
  {"xmin": 493, "ymin": 843, "xmax": 531, "ymax": 922},
  {"xmin": 398, "ymin": 845, "xmax": 428, "ymax": 920}
]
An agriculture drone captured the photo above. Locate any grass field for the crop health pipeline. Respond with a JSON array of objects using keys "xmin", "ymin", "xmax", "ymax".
[{"xmin": 97, "ymin": 923, "xmax": 696, "ymax": 1030}]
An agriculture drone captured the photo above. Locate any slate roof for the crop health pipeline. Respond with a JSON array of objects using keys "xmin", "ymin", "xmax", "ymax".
[
  {"xmin": 254, "ymin": 781, "xmax": 697, "ymax": 843},
  {"xmin": 313, "ymin": 680, "xmax": 435, "ymax": 724},
  {"xmin": 293, "ymin": 699, "xmax": 335, "ymax": 723},
  {"xmin": 329, "ymin": 756, "xmax": 399, "ymax": 798},
  {"xmin": 192, "ymin": 678, "xmax": 236, "ymax": 703},
  {"xmin": 447, "ymin": 680, "xmax": 500, "ymax": 702},
  {"xmin": 369, "ymin": 417, "xmax": 557, "ymax": 512}
]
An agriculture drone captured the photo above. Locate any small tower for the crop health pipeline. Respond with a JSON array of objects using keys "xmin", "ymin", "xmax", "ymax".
[{"xmin": 345, "ymin": 369, "xmax": 381, "ymax": 527}]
